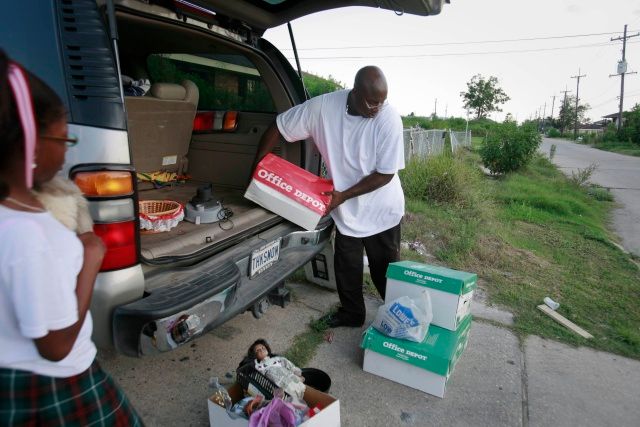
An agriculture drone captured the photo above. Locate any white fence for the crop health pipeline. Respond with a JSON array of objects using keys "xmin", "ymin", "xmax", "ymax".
[{"xmin": 403, "ymin": 128, "xmax": 472, "ymax": 160}]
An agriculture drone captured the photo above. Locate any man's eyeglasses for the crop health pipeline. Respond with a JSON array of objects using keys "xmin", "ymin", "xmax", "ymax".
[
  {"xmin": 41, "ymin": 133, "xmax": 79, "ymax": 147},
  {"xmin": 362, "ymin": 98, "xmax": 386, "ymax": 110}
]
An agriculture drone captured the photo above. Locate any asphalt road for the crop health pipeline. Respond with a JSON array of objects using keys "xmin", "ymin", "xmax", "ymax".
[{"xmin": 540, "ymin": 137, "xmax": 640, "ymax": 256}]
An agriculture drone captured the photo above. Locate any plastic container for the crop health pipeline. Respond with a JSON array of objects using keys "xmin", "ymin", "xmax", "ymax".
[
  {"xmin": 300, "ymin": 368, "xmax": 331, "ymax": 393},
  {"xmin": 544, "ymin": 297, "xmax": 560, "ymax": 311}
]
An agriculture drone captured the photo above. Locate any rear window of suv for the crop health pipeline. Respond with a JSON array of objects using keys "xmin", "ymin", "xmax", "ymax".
[{"xmin": 147, "ymin": 53, "xmax": 276, "ymax": 113}]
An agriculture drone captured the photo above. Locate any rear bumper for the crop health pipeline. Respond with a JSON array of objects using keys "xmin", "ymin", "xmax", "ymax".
[{"xmin": 113, "ymin": 221, "xmax": 332, "ymax": 356}]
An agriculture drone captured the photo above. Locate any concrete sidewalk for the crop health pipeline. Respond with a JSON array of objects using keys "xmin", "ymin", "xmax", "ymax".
[{"xmin": 100, "ymin": 281, "xmax": 640, "ymax": 426}]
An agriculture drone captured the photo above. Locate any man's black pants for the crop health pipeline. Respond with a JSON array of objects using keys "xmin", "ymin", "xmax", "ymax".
[{"xmin": 333, "ymin": 222, "xmax": 401, "ymax": 325}]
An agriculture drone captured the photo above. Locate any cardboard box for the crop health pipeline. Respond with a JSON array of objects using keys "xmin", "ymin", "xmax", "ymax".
[
  {"xmin": 208, "ymin": 383, "xmax": 340, "ymax": 427},
  {"xmin": 361, "ymin": 316, "xmax": 472, "ymax": 398},
  {"xmin": 244, "ymin": 154, "xmax": 333, "ymax": 231},
  {"xmin": 386, "ymin": 261, "xmax": 477, "ymax": 331}
]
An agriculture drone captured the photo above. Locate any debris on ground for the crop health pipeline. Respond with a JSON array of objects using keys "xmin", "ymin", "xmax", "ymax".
[{"xmin": 537, "ymin": 304, "xmax": 593, "ymax": 339}]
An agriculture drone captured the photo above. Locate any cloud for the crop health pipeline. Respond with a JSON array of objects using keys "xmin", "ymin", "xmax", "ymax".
[{"xmin": 565, "ymin": 2, "xmax": 581, "ymax": 14}]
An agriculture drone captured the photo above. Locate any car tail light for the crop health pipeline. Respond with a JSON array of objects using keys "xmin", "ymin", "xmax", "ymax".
[
  {"xmin": 193, "ymin": 111, "xmax": 238, "ymax": 132},
  {"xmin": 93, "ymin": 221, "xmax": 138, "ymax": 271},
  {"xmin": 193, "ymin": 112, "xmax": 214, "ymax": 131},
  {"xmin": 223, "ymin": 111, "xmax": 238, "ymax": 131},
  {"xmin": 72, "ymin": 168, "xmax": 139, "ymax": 272},
  {"xmin": 74, "ymin": 171, "xmax": 133, "ymax": 197}
]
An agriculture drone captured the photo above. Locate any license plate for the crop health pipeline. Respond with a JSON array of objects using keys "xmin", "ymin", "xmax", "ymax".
[{"xmin": 250, "ymin": 239, "xmax": 281, "ymax": 278}]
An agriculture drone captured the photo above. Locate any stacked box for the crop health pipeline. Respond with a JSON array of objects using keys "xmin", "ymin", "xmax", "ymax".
[
  {"xmin": 385, "ymin": 261, "xmax": 477, "ymax": 331},
  {"xmin": 361, "ymin": 316, "xmax": 472, "ymax": 398}
]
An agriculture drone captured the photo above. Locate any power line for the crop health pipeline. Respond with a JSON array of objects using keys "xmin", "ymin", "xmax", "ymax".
[
  {"xmin": 280, "ymin": 30, "xmax": 638, "ymax": 51},
  {"xmin": 289, "ymin": 40, "xmax": 636, "ymax": 60}
]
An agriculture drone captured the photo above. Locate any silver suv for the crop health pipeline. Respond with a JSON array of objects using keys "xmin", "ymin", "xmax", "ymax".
[{"xmin": 1, "ymin": 0, "xmax": 446, "ymax": 356}]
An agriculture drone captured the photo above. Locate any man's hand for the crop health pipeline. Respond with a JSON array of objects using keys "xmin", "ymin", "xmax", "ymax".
[{"xmin": 323, "ymin": 190, "xmax": 345, "ymax": 214}]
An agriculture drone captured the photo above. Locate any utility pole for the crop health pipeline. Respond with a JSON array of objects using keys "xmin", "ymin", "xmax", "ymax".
[
  {"xmin": 571, "ymin": 68, "xmax": 586, "ymax": 140},
  {"xmin": 610, "ymin": 24, "xmax": 639, "ymax": 132},
  {"xmin": 559, "ymin": 87, "xmax": 572, "ymax": 136},
  {"xmin": 434, "ymin": 98, "xmax": 438, "ymax": 118},
  {"xmin": 541, "ymin": 102, "xmax": 547, "ymax": 133},
  {"xmin": 550, "ymin": 95, "xmax": 556, "ymax": 120}
]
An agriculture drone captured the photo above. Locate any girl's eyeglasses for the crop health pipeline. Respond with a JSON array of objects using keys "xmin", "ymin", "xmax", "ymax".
[{"xmin": 41, "ymin": 134, "xmax": 79, "ymax": 147}]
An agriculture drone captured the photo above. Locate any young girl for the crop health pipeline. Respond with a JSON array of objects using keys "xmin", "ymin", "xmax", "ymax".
[{"xmin": 0, "ymin": 51, "xmax": 143, "ymax": 426}]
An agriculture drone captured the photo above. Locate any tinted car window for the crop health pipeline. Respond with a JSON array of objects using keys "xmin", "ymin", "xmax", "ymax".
[{"xmin": 147, "ymin": 53, "xmax": 276, "ymax": 112}]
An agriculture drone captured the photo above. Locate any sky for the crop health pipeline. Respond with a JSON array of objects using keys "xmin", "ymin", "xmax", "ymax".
[{"xmin": 263, "ymin": 0, "xmax": 640, "ymax": 123}]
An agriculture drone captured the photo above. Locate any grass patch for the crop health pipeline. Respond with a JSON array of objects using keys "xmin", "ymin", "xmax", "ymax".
[
  {"xmin": 401, "ymin": 150, "xmax": 640, "ymax": 359},
  {"xmin": 591, "ymin": 140, "xmax": 640, "ymax": 157},
  {"xmin": 283, "ymin": 314, "xmax": 332, "ymax": 368}
]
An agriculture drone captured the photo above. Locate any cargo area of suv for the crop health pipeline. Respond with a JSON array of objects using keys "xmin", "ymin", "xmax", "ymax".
[{"xmin": 115, "ymin": 6, "xmax": 302, "ymax": 264}]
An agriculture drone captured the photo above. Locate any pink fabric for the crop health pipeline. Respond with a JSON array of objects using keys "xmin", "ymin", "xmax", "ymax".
[
  {"xmin": 7, "ymin": 63, "xmax": 37, "ymax": 189},
  {"xmin": 248, "ymin": 397, "xmax": 296, "ymax": 427}
]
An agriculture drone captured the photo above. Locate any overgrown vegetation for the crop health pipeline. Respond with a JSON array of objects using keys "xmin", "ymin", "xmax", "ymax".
[
  {"xmin": 479, "ymin": 122, "xmax": 541, "ymax": 174},
  {"xmin": 302, "ymin": 72, "xmax": 345, "ymax": 98},
  {"xmin": 400, "ymin": 152, "xmax": 483, "ymax": 208},
  {"xmin": 400, "ymin": 150, "xmax": 640, "ymax": 359}
]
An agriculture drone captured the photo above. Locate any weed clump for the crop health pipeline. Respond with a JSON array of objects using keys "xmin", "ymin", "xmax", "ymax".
[{"xmin": 400, "ymin": 153, "xmax": 482, "ymax": 208}]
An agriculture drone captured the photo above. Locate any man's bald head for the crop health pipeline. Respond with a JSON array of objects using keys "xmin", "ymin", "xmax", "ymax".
[
  {"xmin": 354, "ymin": 66, "xmax": 387, "ymax": 94},
  {"xmin": 350, "ymin": 66, "xmax": 388, "ymax": 118}
]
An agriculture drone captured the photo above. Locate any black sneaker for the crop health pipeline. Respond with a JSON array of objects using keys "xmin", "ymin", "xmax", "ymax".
[{"xmin": 319, "ymin": 313, "xmax": 363, "ymax": 328}]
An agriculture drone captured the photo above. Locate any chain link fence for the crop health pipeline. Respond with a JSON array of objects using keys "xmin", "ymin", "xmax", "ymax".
[
  {"xmin": 321, "ymin": 128, "xmax": 472, "ymax": 173},
  {"xmin": 403, "ymin": 128, "xmax": 446, "ymax": 160},
  {"xmin": 450, "ymin": 131, "xmax": 472, "ymax": 152}
]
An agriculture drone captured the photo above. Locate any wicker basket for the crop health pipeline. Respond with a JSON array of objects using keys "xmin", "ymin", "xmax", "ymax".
[
  {"xmin": 139, "ymin": 200, "xmax": 184, "ymax": 232},
  {"xmin": 236, "ymin": 363, "xmax": 289, "ymax": 400},
  {"xmin": 139, "ymin": 200, "xmax": 181, "ymax": 216}
]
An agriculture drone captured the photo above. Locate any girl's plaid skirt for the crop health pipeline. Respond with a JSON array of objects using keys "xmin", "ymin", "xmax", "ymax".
[{"xmin": 0, "ymin": 360, "xmax": 143, "ymax": 426}]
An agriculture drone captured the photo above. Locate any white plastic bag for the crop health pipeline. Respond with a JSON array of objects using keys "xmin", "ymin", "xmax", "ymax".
[{"xmin": 372, "ymin": 290, "xmax": 433, "ymax": 342}]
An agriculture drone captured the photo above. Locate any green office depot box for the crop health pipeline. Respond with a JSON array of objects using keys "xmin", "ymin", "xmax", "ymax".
[
  {"xmin": 386, "ymin": 261, "xmax": 477, "ymax": 331},
  {"xmin": 361, "ymin": 316, "xmax": 472, "ymax": 398}
]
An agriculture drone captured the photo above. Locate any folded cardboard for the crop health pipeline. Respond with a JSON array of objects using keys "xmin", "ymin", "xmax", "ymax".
[
  {"xmin": 208, "ymin": 383, "xmax": 340, "ymax": 427},
  {"xmin": 361, "ymin": 316, "xmax": 472, "ymax": 398},
  {"xmin": 386, "ymin": 261, "xmax": 477, "ymax": 331},
  {"xmin": 244, "ymin": 154, "xmax": 333, "ymax": 231}
]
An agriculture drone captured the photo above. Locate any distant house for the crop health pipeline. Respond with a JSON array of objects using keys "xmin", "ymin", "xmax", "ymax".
[
  {"xmin": 578, "ymin": 122, "xmax": 604, "ymax": 135},
  {"xmin": 602, "ymin": 112, "xmax": 625, "ymax": 127}
]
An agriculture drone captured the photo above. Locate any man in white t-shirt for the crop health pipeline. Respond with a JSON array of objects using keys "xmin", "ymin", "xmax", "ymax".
[{"xmin": 252, "ymin": 66, "xmax": 404, "ymax": 328}]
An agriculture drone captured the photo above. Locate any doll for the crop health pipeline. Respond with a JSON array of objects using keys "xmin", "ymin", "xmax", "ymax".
[
  {"xmin": 248, "ymin": 339, "xmax": 306, "ymax": 401},
  {"xmin": 33, "ymin": 175, "xmax": 93, "ymax": 233}
]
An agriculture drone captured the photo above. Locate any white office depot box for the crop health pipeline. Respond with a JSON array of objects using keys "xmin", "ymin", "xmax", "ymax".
[
  {"xmin": 361, "ymin": 316, "xmax": 472, "ymax": 398},
  {"xmin": 244, "ymin": 154, "xmax": 333, "ymax": 231},
  {"xmin": 208, "ymin": 383, "xmax": 340, "ymax": 427},
  {"xmin": 386, "ymin": 261, "xmax": 477, "ymax": 331}
]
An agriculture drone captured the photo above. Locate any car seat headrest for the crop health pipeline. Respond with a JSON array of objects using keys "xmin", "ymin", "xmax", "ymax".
[{"xmin": 150, "ymin": 83, "xmax": 186, "ymax": 101}]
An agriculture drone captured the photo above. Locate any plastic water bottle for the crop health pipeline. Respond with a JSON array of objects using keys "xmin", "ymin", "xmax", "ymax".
[{"xmin": 544, "ymin": 297, "xmax": 560, "ymax": 311}]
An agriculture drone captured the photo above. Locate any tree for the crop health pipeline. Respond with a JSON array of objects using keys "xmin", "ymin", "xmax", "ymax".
[
  {"xmin": 460, "ymin": 74, "xmax": 510, "ymax": 119},
  {"xmin": 503, "ymin": 113, "xmax": 515, "ymax": 123},
  {"xmin": 302, "ymin": 72, "xmax": 344, "ymax": 97},
  {"xmin": 620, "ymin": 103, "xmax": 640, "ymax": 145},
  {"xmin": 555, "ymin": 95, "xmax": 589, "ymax": 137}
]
